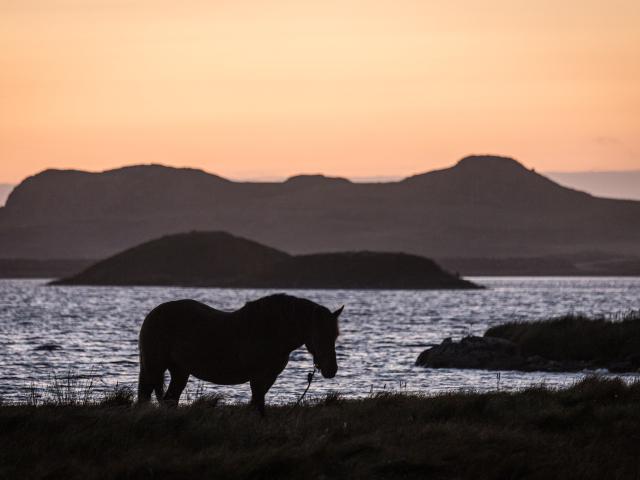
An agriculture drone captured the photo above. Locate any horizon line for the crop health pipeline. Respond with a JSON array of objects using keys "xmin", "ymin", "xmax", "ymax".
[{"xmin": 3, "ymin": 160, "xmax": 640, "ymax": 186}]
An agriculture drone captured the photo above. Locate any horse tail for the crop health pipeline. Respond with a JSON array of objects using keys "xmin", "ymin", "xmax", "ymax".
[
  {"xmin": 137, "ymin": 354, "xmax": 165, "ymax": 403},
  {"xmin": 152, "ymin": 372, "xmax": 165, "ymax": 401},
  {"xmin": 137, "ymin": 309, "xmax": 168, "ymax": 403}
]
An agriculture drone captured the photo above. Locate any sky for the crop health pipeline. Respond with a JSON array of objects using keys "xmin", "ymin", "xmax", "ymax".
[{"xmin": 1, "ymin": 0, "xmax": 639, "ymax": 184}]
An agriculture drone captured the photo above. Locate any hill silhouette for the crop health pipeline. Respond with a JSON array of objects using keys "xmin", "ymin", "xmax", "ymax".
[
  {"xmin": 2, "ymin": 155, "xmax": 640, "ymax": 260},
  {"xmin": 52, "ymin": 231, "xmax": 478, "ymax": 289}
]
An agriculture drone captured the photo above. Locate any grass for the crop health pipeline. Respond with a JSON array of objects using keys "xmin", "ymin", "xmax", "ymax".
[
  {"xmin": 17, "ymin": 372, "xmax": 135, "ymax": 408},
  {"xmin": 3, "ymin": 377, "xmax": 640, "ymax": 479},
  {"xmin": 485, "ymin": 310, "xmax": 640, "ymax": 366}
]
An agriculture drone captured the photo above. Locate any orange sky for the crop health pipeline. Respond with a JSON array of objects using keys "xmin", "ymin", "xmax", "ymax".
[{"xmin": 1, "ymin": 0, "xmax": 639, "ymax": 183}]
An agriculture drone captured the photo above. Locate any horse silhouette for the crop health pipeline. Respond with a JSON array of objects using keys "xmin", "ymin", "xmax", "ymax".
[{"xmin": 138, "ymin": 294, "xmax": 342, "ymax": 413}]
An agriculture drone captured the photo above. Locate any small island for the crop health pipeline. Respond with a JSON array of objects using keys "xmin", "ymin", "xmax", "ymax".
[
  {"xmin": 416, "ymin": 312, "xmax": 640, "ymax": 372},
  {"xmin": 51, "ymin": 231, "xmax": 479, "ymax": 290}
]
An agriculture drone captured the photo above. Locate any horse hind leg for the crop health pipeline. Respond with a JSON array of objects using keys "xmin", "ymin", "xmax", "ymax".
[
  {"xmin": 162, "ymin": 366, "xmax": 189, "ymax": 407},
  {"xmin": 137, "ymin": 361, "xmax": 166, "ymax": 404}
]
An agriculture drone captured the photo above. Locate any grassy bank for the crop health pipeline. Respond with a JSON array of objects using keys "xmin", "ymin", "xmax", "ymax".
[
  {"xmin": 3, "ymin": 377, "xmax": 640, "ymax": 479},
  {"xmin": 486, "ymin": 311, "xmax": 640, "ymax": 369}
]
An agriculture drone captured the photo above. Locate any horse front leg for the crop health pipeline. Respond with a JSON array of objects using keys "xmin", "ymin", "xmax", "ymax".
[{"xmin": 249, "ymin": 373, "xmax": 277, "ymax": 416}]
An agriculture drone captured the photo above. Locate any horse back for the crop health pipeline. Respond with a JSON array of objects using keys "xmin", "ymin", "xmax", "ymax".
[{"xmin": 140, "ymin": 299, "xmax": 238, "ymax": 345}]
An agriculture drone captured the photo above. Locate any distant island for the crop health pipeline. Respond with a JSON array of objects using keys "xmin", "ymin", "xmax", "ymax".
[
  {"xmin": 51, "ymin": 231, "xmax": 479, "ymax": 289},
  {"xmin": 4, "ymin": 252, "xmax": 640, "ymax": 279}
]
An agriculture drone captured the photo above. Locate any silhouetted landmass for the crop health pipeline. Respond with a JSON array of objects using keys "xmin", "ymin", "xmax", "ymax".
[
  {"xmin": 417, "ymin": 312, "xmax": 640, "ymax": 372},
  {"xmin": 0, "ymin": 258, "xmax": 94, "ymax": 279},
  {"xmin": 52, "ymin": 231, "xmax": 477, "ymax": 289},
  {"xmin": 3, "ymin": 377, "xmax": 640, "ymax": 479},
  {"xmin": 53, "ymin": 231, "xmax": 289, "ymax": 287},
  {"xmin": 441, "ymin": 252, "xmax": 640, "ymax": 276},
  {"xmin": 2, "ymin": 155, "xmax": 640, "ymax": 262},
  {"xmin": 253, "ymin": 251, "xmax": 478, "ymax": 289},
  {"xmin": 5, "ymin": 252, "xmax": 640, "ymax": 278}
]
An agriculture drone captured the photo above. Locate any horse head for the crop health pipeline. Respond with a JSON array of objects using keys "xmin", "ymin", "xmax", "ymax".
[{"xmin": 306, "ymin": 305, "xmax": 343, "ymax": 378}]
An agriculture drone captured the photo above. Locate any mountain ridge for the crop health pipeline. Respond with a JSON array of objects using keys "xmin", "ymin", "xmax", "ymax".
[{"xmin": 2, "ymin": 155, "xmax": 639, "ymax": 260}]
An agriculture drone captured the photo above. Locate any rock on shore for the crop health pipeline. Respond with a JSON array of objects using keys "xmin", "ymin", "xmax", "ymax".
[{"xmin": 415, "ymin": 335, "xmax": 640, "ymax": 373}]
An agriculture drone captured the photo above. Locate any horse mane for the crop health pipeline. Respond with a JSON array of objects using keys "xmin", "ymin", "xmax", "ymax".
[
  {"xmin": 240, "ymin": 293, "xmax": 337, "ymax": 331},
  {"xmin": 242, "ymin": 293, "xmax": 324, "ymax": 316}
]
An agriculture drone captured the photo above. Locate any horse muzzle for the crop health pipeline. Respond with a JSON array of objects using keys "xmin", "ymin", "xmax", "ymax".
[
  {"xmin": 313, "ymin": 352, "xmax": 337, "ymax": 379},
  {"xmin": 319, "ymin": 364, "xmax": 337, "ymax": 379}
]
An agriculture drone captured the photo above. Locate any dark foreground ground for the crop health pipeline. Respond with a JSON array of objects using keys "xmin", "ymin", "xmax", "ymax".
[{"xmin": 2, "ymin": 377, "xmax": 640, "ymax": 479}]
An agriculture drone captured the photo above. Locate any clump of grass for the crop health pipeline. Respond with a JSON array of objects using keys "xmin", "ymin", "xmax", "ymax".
[
  {"xmin": 48, "ymin": 371, "xmax": 96, "ymax": 406},
  {"xmin": 191, "ymin": 393, "xmax": 222, "ymax": 409},
  {"xmin": 485, "ymin": 310, "xmax": 640, "ymax": 365},
  {"xmin": 22, "ymin": 383, "xmax": 41, "ymax": 407},
  {"xmin": 17, "ymin": 372, "xmax": 137, "ymax": 407},
  {"xmin": 98, "ymin": 385, "xmax": 135, "ymax": 407},
  {"xmin": 320, "ymin": 391, "xmax": 342, "ymax": 406},
  {"xmin": 19, "ymin": 371, "xmax": 99, "ymax": 406}
]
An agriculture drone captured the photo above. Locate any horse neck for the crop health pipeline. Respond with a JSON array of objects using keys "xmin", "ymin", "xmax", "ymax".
[
  {"xmin": 240, "ymin": 299, "xmax": 309, "ymax": 353},
  {"xmin": 278, "ymin": 306, "xmax": 310, "ymax": 352}
]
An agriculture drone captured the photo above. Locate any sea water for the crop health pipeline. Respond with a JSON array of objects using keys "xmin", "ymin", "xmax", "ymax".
[{"xmin": 1, "ymin": 277, "xmax": 639, "ymax": 403}]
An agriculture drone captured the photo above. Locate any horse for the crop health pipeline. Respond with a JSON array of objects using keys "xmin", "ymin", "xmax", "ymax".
[{"xmin": 137, "ymin": 293, "xmax": 343, "ymax": 414}]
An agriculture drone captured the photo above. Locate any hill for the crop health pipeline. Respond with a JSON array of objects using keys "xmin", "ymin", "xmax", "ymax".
[
  {"xmin": 2, "ymin": 156, "xmax": 640, "ymax": 260},
  {"xmin": 52, "ymin": 231, "xmax": 478, "ymax": 289}
]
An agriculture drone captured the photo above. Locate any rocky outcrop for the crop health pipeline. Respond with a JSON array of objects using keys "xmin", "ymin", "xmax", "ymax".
[
  {"xmin": 415, "ymin": 336, "xmax": 640, "ymax": 373},
  {"xmin": 416, "ymin": 336, "xmax": 525, "ymax": 370}
]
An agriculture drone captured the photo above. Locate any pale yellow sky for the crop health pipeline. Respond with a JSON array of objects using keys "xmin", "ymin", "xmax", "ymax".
[{"xmin": 1, "ymin": 0, "xmax": 639, "ymax": 183}]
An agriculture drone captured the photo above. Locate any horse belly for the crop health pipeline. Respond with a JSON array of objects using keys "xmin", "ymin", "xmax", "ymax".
[
  {"xmin": 191, "ymin": 369, "xmax": 251, "ymax": 385},
  {"xmin": 172, "ymin": 344, "xmax": 252, "ymax": 385}
]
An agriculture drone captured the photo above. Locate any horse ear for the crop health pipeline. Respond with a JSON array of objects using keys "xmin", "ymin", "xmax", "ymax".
[{"xmin": 333, "ymin": 306, "xmax": 344, "ymax": 318}]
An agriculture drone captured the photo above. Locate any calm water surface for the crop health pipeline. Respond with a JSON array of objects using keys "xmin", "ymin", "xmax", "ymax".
[{"xmin": 1, "ymin": 277, "xmax": 639, "ymax": 403}]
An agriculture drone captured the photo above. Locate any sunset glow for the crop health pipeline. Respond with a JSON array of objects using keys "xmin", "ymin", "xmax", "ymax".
[{"xmin": 1, "ymin": 0, "xmax": 639, "ymax": 183}]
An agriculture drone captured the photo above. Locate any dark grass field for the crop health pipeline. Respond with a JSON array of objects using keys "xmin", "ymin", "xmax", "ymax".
[{"xmin": 3, "ymin": 377, "xmax": 640, "ymax": 479}]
